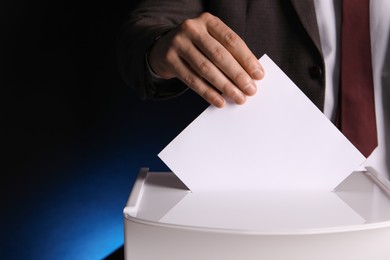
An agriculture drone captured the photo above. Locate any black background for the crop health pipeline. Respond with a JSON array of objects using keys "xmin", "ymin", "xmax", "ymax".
[{"xmin": 1, "ymin": 1, "xmax": 207, "ymax": 259}]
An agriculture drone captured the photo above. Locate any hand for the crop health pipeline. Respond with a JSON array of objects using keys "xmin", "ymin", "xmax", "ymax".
[{"xmin": 148, "ymin": 12, "xmax": 264, "ymax": 108}]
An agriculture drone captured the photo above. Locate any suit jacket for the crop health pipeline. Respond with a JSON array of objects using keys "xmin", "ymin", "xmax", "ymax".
[{"xmin": 117, "ymin": 0, "xmax": 325, "ymax": 110}]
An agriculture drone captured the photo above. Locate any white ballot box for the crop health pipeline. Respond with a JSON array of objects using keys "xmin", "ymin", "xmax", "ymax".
[
  {"xmin": 123, "ymin": 55, "xmax": 390, "ymax": 259},
  {"xmin": 124, "ymin": 168, "xmax": 390, "ymax": 260}
]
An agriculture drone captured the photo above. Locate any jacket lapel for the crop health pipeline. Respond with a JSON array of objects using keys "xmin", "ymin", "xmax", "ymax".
[{"xmin": 290, "ymin": 0, "xmax": 323, "ymax": 56}]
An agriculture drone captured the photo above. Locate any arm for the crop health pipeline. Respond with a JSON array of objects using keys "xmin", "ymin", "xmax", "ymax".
[
  {"xmin": 117, "ymin": 0, "xmax": 204, "ymax": 100},
  {"xmin": 148, "ymin": 12, "xmax": 264, "ymax": 107},
  {"xmin": 118, "ymin": 1, "xmax": 264, "ymax": 107}
]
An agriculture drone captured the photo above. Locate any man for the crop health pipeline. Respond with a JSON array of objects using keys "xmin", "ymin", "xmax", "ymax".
[{"xmin": 117, "ymin": 0, "xmax": 390, "ymax": 179}]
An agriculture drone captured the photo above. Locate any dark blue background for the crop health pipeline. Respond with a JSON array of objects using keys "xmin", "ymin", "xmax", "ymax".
[{"xmin": 1, "ymin": 1, "xmax": 207, "ymax": 259}]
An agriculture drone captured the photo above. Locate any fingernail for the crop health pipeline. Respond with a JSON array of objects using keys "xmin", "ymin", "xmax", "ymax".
[
  {"xmin": 233, "ymin": 91, "xmax": 246, "ymax": 104},
  {"xmin": 215, "ymin": 97, "xmax": 225, "ymax": 108},
  {"xmin": 252, "ymin": 67, "xmax": 264, "ymax": 79},
  {"xmin": 244, "ymin": 83, "xmax": 256, "ymax": 95}
]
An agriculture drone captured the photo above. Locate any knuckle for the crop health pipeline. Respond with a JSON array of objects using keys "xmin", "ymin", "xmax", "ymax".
[
  {"xmin": 180, "ymin": 18, "xmax": 197, "ymax": 34},
  {"xmin": 244, "ymin": 57, "xmax": 257, "ymax": 69},
  {"xmin": 170, "ymin": 33, "xmax": 183, "ymax": 49},
  {"xmin": 202, "ymin": 88, "xmax": 217, "ymax": 102},
  {"xmin": 234, "ymin": 72, "xmax": 248, "ymax": 84},
  {"xmin": 201, "ymin": 12, "xmax": 222, "ymax": 28},
  {"xmin": 200, "ymin": 12, "xmax": 214, "ymax": 21},
  {"xmin": 210, "ymin": 47, "xmax": 224, "ymax": 63},
  {"xmin": 208, "ymin": 93, "xmax": 222, "ymax": 105},
  {"xmin": 199, "ymin": 86, "xmax": 210, "ymax": 98},
  {"xmin": 198, "ymin": 60, "xmax": 210, "ymax": 75},
  {"xmin": 224, "ymin": 32, "xmax": 239, "ymax": 47},
  {"xmin": 219, "ymin": 81, "xmax": 231, "ymax": 94},
  {"xmin": 233, "ymin": 72, "xmax": 252, "ymax": 89},
  {"xmin": 183, "ymin": 74, "xmax": 197, "ymax": 87},
  {"xmin": 225, "ymin": 85, "xmax": 238, "ymax": 97}
]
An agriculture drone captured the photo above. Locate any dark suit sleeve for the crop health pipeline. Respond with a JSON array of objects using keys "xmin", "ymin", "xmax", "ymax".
[{"xmin": 117, "ymin": 0, "xmax": 204, "ymax": 100}]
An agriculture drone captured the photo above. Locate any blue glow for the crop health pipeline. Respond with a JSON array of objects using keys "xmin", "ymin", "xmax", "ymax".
[
  {"xmin": 3, "ymin": 146, "xmax": 166, "ymax": 260},
  {"xmin": 2, "ymin": 84, "xmax": 196, "ymax": 260}
]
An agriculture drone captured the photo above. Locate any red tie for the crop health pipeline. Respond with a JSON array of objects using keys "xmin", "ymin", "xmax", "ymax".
[{"xmin": 340, "ymin": 0, "xmax": 377, "ymax": 157}]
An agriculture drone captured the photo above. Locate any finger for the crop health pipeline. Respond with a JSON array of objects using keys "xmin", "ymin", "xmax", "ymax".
[
  {"xmin": 172, "ymin": 54, "xmax": 227, "ymax": 108},
  {"xmin": 202, "ymin": 13, "xmax": 264, "ymax": 80},
  {"xmin": 177, "ymin": 37, "xmax": 247, "ymax": 104},
  {"xmin": 193, "ymin": 33, "xmax": 258, "ymax": 97}
]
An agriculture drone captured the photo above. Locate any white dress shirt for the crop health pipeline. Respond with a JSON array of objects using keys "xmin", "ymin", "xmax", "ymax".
[{"xmin": 314, "ymin": 0, "xmax": 390, "ymax": 180}]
